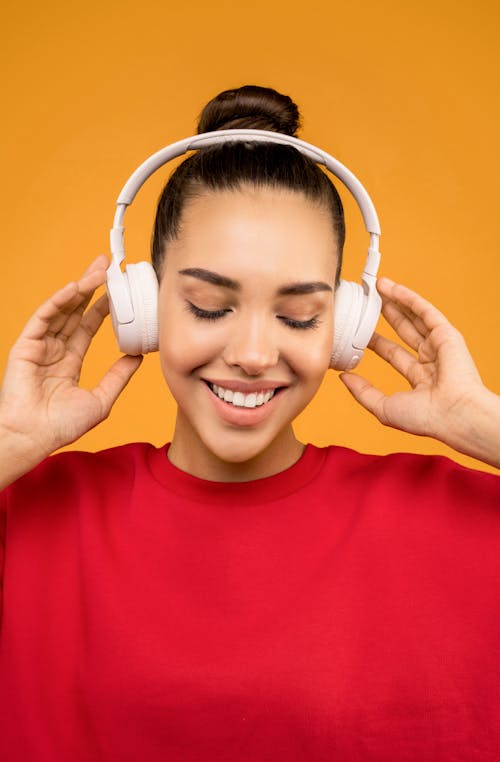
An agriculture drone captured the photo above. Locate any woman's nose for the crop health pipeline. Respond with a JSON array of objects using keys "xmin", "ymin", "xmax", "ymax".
[{"xmin": 222, "ymin": 314, "xmax": 279, "ymax": 375}]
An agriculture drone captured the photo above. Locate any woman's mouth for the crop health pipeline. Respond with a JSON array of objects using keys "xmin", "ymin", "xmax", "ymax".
[{"xmin": 205, "ymin": 381, "xmax": 282, "ymax": 408}]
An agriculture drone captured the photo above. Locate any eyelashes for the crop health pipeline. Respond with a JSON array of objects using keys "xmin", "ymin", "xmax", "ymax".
[
  {"xmin": 185, "ymin": 301, "xmax": 320, "ymax": 330},
  {"xmin": 185, "ymin": 302, "xmax": 229, "ymax": 322},
  {"xmin": 280, "ymin": 316, "xmax": 320, "ymax": 330}
]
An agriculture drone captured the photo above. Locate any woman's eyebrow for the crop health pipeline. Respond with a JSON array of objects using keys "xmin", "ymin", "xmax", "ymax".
[
  {"xmin": 178, "ymin": 268, "xmax": 240, "ymax": 290},
  {"xmin": 277, "ymin": 282, "xmax": 333, "ymax": 296},
  {"xmin": 178, "ymin": 268, "xmax": 332, "ymax": 295}
]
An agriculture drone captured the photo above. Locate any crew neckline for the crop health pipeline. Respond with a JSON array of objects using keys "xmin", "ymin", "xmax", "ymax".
[{"xmin": 147, "ymin": 442, "xmax": 329, "ymax": 504}]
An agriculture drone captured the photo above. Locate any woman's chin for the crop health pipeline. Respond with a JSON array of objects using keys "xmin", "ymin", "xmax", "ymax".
[
  {"xmin": 194, "ymin": 427, "xmax": 303, "ymax": 480},
  {"xmin": 204, "ymin": 436, "xmax": 273, "ymax": 466},
  {"xmin": 170, "ymin": 406, "xmax": 302, "ymax": 479}
]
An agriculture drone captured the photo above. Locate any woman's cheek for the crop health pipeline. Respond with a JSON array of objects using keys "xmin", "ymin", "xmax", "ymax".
[
  {"xmin": 159, "ymin": 321, "xmax": 226, "ymax": 375},
  {"xmin": 289, "ymin": 325, "xmax": 333, "ymax": 380}
]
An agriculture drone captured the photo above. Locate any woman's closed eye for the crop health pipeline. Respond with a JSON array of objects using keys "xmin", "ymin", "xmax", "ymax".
[
  {"xmin": 185, "ymin": 301, "xmax": 231, "ymax": 322},
  {"xmin": 185, "ymin": 301, "xmax": 320, "ymax": 330},
  {"xmin": 279, "ymin": 315, "xmax": 320, "ymax": 330}
]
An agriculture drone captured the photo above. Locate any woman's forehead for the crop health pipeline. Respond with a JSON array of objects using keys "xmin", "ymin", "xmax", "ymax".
[
  {"xmin": 179, "ymin": 184, "xmax": 333, "ymax": 224},
  {"xmin": 167, "ymin": 187, "xmax": 338, "ymax": 273}
]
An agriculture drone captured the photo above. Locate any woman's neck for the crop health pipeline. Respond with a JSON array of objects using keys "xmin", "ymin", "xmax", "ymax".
[{"xmin": 167, "ymin": 415, "xmax": 305, "ymax": 482}]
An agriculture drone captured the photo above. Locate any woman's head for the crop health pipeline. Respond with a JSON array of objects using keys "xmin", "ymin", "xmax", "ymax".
[
  {"xmin": 151, "ymin": 85, "xmax": 345, "ymax": 284},
  {"xmin": 154, "ymin": 85, "xmax": 345, "ymax": 479}
]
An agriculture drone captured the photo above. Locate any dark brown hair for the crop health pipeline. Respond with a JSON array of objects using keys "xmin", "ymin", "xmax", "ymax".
[{"xmin": 151, "ymin": 85, "xmax": 345, "ymax": 283}]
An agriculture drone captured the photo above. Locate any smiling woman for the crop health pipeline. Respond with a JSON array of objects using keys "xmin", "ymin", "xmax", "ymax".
[
  {"xmin": 159, "ymin": 186, "xmax": 337, "ymax": 479},
  {"xmin": 1, "ymin": 85, "xmax": 500, "ymax": 762}
]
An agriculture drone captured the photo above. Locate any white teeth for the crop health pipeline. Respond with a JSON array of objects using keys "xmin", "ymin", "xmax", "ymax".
[{"xmin": 211, "ymin": 383, "xmax": 277, "ymax": 408}]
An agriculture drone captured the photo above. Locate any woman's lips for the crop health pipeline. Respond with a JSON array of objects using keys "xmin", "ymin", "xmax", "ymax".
[
  {"xmin": 203, "ymin": 380, "xmax": 286, "ymax": 427},
  {"xmin": 203, "ymin": 378, "xmax": 288, "ymax": 393},
  {"xmin": 207, "ymin": 381, "xmax": 277, "ymax": 408}
]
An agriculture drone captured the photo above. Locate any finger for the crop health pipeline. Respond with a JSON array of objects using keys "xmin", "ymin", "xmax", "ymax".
[
  {"xmin": 377, "ymin": 277, "xmax": 450, "ymax": 332},
  {"xmin": 45, "ymin": 259, "xmax": 108, "ymax": 326},
  {"xmin": 369, "ymin": 332, "xmax": 417, "ymax": 375},
  {"xmin": 82, "ymin": 254, "xmax": 109, "ymax": 276},
  {"xmin": 54, "ymin": 284, "xmax": 109, "ymax": 345},
  {"xmin": 383, "ymin": 297, "xmax": 430, "ymax": 339},
  {"xmin": 381, "ymin": 298, "xmax": 428, "ymax": 351},
  {"xmin": 67, "ymin": 293, "xmax": 110, "ymax": 360},
  {"xmin": 22, "ymin": 266, "xmax": 107, "ymax": 342},
  {"xmin": 368, "ymin": 332, "xmax": 431, "ymax": 387},
  {"xmin": 339, "ymin": 372, "xmax": 390, "ymax": 423},
  {"xmin": 57, "ymin": 256, "xmax": 109, "ymax": 331},
  {"xmin": 46, "ymin": 265, "xmax": 109, "ymax": 338},
  {"xmin": 90, "ymin": 355, "xmax": 143, "ymax": 417}
]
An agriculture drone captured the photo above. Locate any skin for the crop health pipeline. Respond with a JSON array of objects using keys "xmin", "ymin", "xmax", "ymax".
[
  {"xmin": 0, "ymin": 184, "xmax": 499, "ymax": 491},
  {"xmin": 158, "ymin": 186, "xmax": 337, "ymax": 481}
]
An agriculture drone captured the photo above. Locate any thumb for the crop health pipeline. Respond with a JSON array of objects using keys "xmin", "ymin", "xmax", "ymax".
[
  {"xmin": 91, "ymin": 354, "xmax": 144, "ymax": 417},
  {"xmin": 339, "ymin": 372, "xmax": 387, "ymax": 418}
]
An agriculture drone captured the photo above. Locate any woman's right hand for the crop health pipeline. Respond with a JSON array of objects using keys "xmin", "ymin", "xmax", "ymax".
[{"xmin": 0, "ymin": 254, "xmax": 143, "ymax": 487}]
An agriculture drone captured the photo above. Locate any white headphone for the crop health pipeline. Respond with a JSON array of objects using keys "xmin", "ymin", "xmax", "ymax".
[{"xmin": 106, "ymin": 128, "xmax": 382, "ymax": 371}]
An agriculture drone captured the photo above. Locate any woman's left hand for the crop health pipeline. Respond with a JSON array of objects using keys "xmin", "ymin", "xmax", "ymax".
[{"xmin": 339, "ymin": 277, "xmax": 500, "ymax": 468}]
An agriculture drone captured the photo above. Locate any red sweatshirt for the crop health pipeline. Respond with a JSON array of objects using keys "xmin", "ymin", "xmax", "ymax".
[{"xmin": 1, "ymin": 442, "xmax": 499, "ymax": 761}]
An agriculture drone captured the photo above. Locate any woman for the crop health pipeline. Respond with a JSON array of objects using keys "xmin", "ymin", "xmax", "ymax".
[{"xmin": 1, "ymin": 85, "xmax": 499, "ymax": 761}]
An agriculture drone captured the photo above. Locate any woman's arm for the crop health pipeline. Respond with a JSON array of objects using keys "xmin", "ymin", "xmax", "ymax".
[
  {"xmin": 340, "ymin": 277, "xmax": 500, "ymax": 469},
  {"xmin": 0, "ymin": 255, "xmax": 142, "ymax": 491}
]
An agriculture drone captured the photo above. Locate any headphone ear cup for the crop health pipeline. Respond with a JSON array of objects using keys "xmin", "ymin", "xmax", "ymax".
[
  {"xmin": 330, "ymin": 280, "xmax": 365, "ymax": 371},
  {"xmin": 125, "ymin": 262, "xmax": 159, "ymax": 354},
  {"xmin": 111, "ymin": 262, "xmax": 158, "ymax": 355}
]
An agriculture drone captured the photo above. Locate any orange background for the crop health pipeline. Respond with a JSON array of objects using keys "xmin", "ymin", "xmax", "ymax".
[{"xmin": 1, "ymin": 0, "xmax": 499, "ymax": 473}]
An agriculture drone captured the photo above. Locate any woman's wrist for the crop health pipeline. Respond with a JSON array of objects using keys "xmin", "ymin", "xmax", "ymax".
[
  {"xmin": 0, "ymin": 419, "xmax": 51, "ymax": 491},
  {"xmin": 436, "ymin": 386, "xmax": 500, "ymax": 469}
]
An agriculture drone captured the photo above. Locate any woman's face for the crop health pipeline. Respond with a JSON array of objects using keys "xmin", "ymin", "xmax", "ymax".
[{"xmin": 158, "ymin": 185, "xmax": 338, "ymax": 479}]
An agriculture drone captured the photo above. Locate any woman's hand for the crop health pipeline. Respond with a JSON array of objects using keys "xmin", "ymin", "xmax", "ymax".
[
  {"xmin": 0, "ymin": 255, "xmax": 143, "ymax": 486},
  {"xmin": 339, "ymin": 277, "xmax": 500, "ymax": 468}
]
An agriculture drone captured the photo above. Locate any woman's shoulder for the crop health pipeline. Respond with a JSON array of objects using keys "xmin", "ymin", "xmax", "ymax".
[
  {"xmin": 316, "ymin": 443, "xmax": 500, "ymax": 496},
  {"xmin": 33, "ymin": 440, "xmax": 158, "ymax": 474},
  {"xmin": 304, "ymin": 445, "xmax": 499, "ymax": 542},
  {"xmin": 0, "ymin": 441, "xmax": 164, "ymax": 504}
]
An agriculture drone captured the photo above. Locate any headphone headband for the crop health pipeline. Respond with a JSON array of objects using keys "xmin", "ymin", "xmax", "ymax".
[
  {"xmin": 106, "ymin": 128, "xmax": 383, "ymax": 370},
  {"xmin": 112, "ymin": 129, "xmax": 380, "ymax": 235}
]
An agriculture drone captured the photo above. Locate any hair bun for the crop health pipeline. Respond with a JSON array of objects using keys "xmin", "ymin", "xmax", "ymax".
[{"xmin": 197, "ymin": 84, "xmax": 301, "ymax": 137}]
